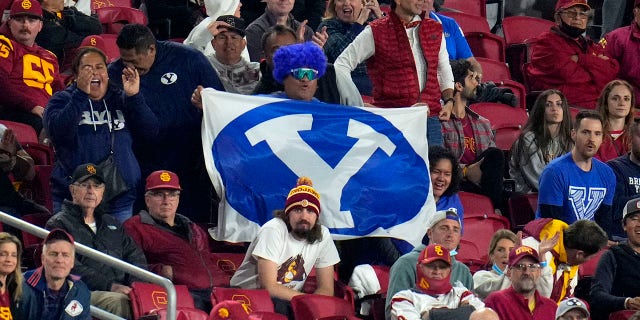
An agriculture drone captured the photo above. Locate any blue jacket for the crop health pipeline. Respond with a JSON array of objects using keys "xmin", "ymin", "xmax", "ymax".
[
  {"xmin": 44, "ymin": 83, "xmax": 159, "ymax": 215},
  {"xmin": 18, "ymin": 267, "xmax": 91, "ymax": 320}
]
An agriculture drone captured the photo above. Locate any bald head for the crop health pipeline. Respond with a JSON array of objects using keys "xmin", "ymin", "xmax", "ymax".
[{"xmin": 469, "ymin": 308, "xmax": 500, "ymax": 320}]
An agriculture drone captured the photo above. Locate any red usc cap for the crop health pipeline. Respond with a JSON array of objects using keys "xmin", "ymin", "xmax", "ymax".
[
  {"xmin": 145, "ymin": 170, "xmax": 181, "ymax": 191},
  {"xmin": 10, "ymin": 0, "xmax": 42, "ymax": 19},
  {"xmin": 555, "ymin": 0, "xmax": 591, "ymax": 11}
]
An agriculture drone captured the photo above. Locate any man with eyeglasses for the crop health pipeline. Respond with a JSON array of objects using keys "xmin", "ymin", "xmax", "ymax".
[
  {"xmin": 209, "ymin": 15, "xmax": 260, "ymax": 95},
  {"xmin": 590, "ymin": 197, "xmax": 640, "ymax": 319},
  {"xmin": 123, "ymin": 170, "xmax": 228, "ymax": 313},
  {"xmin": 556, "ymin": 297, "xmax": 590, "ymax": 320},
  {"xmin": 485, "ymin": 245, "xmax": 558, "ymax": 320},
  {"xmin": 525, "ymin": 0, "xmax": 619, "ymax": 110},
  {"xmin": 19, "ymin": 229, "xmax": 92, "ymax": 319},
  {"xmin": 46, "ymin": 163, "xmax": 147, "ymax": 319},
  {"xmin": 270, "ymin": 41, "xmax": 326, "ymax": 102}
]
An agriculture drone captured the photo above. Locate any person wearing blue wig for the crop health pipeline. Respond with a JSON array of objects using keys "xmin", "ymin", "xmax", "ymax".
[{"xmin": 271, "ymin": 42, "xmax": 327, "ymax": 102}]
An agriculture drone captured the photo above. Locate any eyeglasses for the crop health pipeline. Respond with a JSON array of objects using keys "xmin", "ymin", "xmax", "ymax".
[
  {"xmin": 147, "ymin": 190, "xmax": 180, "ymax": 199},
  {"xmin": 74, "ymin": 182, "xmax": 105, "ymax": 190},
  {"xmin": 290, "ymin": 68, "xmax": 319, "ymax": 81},
  {"xmin": 511, "ymin": 263, "xmax": 541, "ymax": 271},
  {"xmin": 560, "ymin": 10, "xmax": 590, "ymax": 19}
]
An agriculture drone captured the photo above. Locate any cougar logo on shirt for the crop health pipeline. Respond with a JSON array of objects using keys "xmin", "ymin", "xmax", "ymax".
[
  {"xmin": 277, "ymin": 254, "xmax": 306, "ymax": 286},
  {"xmin": 160, "ymin": 72, "xmax": 177, "ymax": 85},
  {"xmin": 65, "ymin": 300, "xmax": 83, "ymax": 317}
]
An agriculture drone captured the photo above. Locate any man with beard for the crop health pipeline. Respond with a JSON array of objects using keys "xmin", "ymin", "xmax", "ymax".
[
  {"xmin": 389, "ymin": 244, "xmax": 484, "ymax": 320},
  {"xmin": 536, "ymin": 110, "xmax": 616, "ymax": 238},
  {"xmin": 485, "ymin": 245, "xmax": 558, "ymax": 319},
  {"xmin": 441, "ymin": 59, "xmax": 504, "ymax": 208},
  {"xmin": 525, "ymin": 0, "xmax": 618, "ymax": 109},
  {"xmin": 230, "ymin": 177, "xmax": 340, "ymax": 317}
]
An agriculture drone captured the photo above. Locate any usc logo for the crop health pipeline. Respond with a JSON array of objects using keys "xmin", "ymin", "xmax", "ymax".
[
  {"xmin": 434, "ymin": 245, "xmax": 444, "ymax": 256},
  {"xmin": 86, "ymin": 165, "xmax": 97, "ymax": 174},
  {"xmin": 90, "ymin": 38, "xmax": 97, "ymax": 46},
  {"xmin": 160, "ymin": 172, "xmax": 171, "ymax": 182},
  {"xmin": 515, "ymin": 246, "xmax": 534, "ymax": 255},
  {"xmin": 21, "ymin": 0, "xmax": 32, "ymax": 10}
]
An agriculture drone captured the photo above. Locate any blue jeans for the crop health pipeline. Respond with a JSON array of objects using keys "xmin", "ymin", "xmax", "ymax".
[{"xmin": 427, "ymin": 116, "xmax": 443, "ymax": 147}]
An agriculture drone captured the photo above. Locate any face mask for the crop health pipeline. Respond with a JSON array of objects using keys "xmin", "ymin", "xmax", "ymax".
[
  {"xmin": 415, "ymin": 266, "xmax": 453, "ymax": 295},
  {"xmin": 559, "ymin": 20, "xmax": 586, "ymax": 38}
]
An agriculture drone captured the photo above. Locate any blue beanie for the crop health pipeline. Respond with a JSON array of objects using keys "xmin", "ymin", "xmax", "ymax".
[{"xmin": 272, "ymin": 42, "xmax": 327, "ymax": 84}]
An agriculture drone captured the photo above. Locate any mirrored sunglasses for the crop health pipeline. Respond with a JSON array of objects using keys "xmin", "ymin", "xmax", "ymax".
[{"xmin": 290, "ymin": 68, "xmax": 319, "ymax": 81}]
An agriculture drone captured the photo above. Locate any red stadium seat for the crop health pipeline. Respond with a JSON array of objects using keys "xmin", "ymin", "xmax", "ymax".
[
  {"xmin": 469, "ymin": 102, "xmax": 528, "ymax": 130},
  {"xmin": 609, "ymin": 310, "xmax": 637, "ymax": 320},
  {"xmin": 441, "ymin": 11, "xmax": 490, "ymax": 33},
  {"xmin": 18, "ymin": 165, "xmax": 54, "ymax": 213},
  {"xmin": 497, "ymin": 79, "xmax": 527, "ymax": 110},
  {"xmin": 465, "ymin": 31, "xmax": 506, "ymax": 62},
  {"xmin": 96, "ymin": 7, "xmax": 147, "ymax": 35},
  {"xmin": 456, "ymin": 238, "xmax": 486, "ymax": 273},
  {"xmin": 129, "ymin": 282, "xmax": 208, "ymax": 320},
  {"xmin": 507, "ymin": 193, "xmax": 538, "ymax": 232},
  {"xmin": 0, "ymin": 120, "xmax": 38, "ymax": 144},
  {"xmin": 210, "ymin": 252, "xmax": 245, "ymax": 287},
  {"xmin": 475, "ymin": 57, "xmax": 511, "ymax": 82},
  {"xmin": 443, "ymin": 0, "xmax": 486, "ymax": 17},
  {"xmin": 291, "ymin": 294, "xmax": 359, "ymax": 320},
  {"xmin": 303, "ymin": 276, "xmax": 356, "ymax": 310},
  {"xmin": 502, "ymin": 16, "xmax": 554, "ymax": 46},
  {"xmin": 210, "ymin": 288, "xmax": 275, "ymax": 314},
  {"xmin": 461, "ymin": 214, "xmax": 510, "ymax": 265},
  {"xmin": 493, "ymin": 123, "xmax": 522, "ymax": 152},
  {"xmin": 578, "ymin": 248, "xmax": 608, "ymax": 278},
  {"xmin": 458, "ymin": 191, "xmax": 494, "ymax": 218}
]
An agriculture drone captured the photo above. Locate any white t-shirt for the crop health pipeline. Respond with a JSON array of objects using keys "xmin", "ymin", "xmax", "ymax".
[{"xmin": 230, "ymin": 218, "xmax": 340, "ymax": 291}]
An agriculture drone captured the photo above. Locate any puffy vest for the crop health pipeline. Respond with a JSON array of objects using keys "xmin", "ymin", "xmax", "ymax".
[{"xmin": 367, "ymin": 12, "xmax": 443, "ymax": 113}]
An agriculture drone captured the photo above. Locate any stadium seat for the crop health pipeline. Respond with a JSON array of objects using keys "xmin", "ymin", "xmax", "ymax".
[
  {"xmin": 303, "ymin": 276, "xmax": 356, "ymax": 310},
  {"xmin": 0, "ymin": 120, "xmax": 38, "ymax": 144},
  {"xmin": 96, "ymin": 7, "xmax": 147, "ymax": 34},
  {"xmin": 210, "ymin": 252, "xmax": 245, "ymax": 287},
  {"xmin": 91, "ymin": 0, "xmax": 133, "ymax": 10},
  {"xmin": 469, "ymin": 102, "xmax": 528, "ymax": 130},
  {"xmin": 18, "ymin": 165, "xmax": 54, "ymax": 213},
  {"xmin": 493, "ymin": 123, "xmax": 522, "ymax": 152},
  {"xmin": 461, "ymin": 214, "xmax": 510, "ymax": 265},
  {"xmin": 442, "ymin": 0, "xmax": 486, "ymax": 17},
  {"xmin": 502, "ymin": 16, "xmax": 554, "ymax": 46},
  {"xmin": 21, "ymin": 213, "xmax": 52, "ymax": 249},
  {"xmin": 569, "ymin": 107, "xmax": 581, "ymax": 120},
  {"xmin": 129, "ymin": 282, "xmax": 208, "ymax": 320},
  {"xmin": 465, "ymin": 31, "xmax": 506, "ymax": 62},
  {"xmin": 210, "ymin": 288, "xmax": 275, "ymax": 314},
  {"xmin": 440, "ymin": 11, "xmax": 490, "ymax": 33},
  {"xmin": 497, "ymin": 79, "xmax": 527, "ymax": 110},
  {"xmin": 609, "ymin": 310, "xmax": 637, "ymax": 320},
  {"xmin": 349, "ymin": 265, "xmax": 389, "ymax": 319},
  {"xmin": 578, "ymin": 248, "xmax": 607, "ymax": 279},
  {"xmin": 507, "ymin": 193, "xmax": 538, "ymax": 232},
  {"xmin": 458, "ymin": 191, "xmax": 494, "ymax": 218},
  {"xmin": 475, "ymin": 57, "xmax": 511, "ymax": 82},
  {"xmin": 456, "ymin": 238, "xmax": 485, "ymax": 273},
  {"xmin": 291, "ymin": 294, "xmax": 360, "ymax": 320}
]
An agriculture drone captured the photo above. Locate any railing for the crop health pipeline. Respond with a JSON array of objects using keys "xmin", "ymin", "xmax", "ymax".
[{"xmin": 0, "ymin": 211, "xmax": 178, "ymax": 320}]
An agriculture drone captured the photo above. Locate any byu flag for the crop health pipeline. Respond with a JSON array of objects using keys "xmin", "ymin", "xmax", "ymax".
[{"xmin": 201, "ymin": 89, "xmax": 435, "ymax": 245}]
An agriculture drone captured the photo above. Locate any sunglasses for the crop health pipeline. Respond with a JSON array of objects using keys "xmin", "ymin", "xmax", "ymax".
[{"xmin": 290, "ymin": 68, "xmax": 319, "ymax": 81}]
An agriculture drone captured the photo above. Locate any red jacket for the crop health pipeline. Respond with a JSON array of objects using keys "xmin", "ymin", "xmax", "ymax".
[
  {"xmin": 526, "ymin": 26, "xmax": 619, "ymax": 109},
  {"xmin": 485, "ymin": 286, "xmax": 557, "ymax": 320},
  {"xmin": 124, "ymin": 211, "xmax": 230, "ymax": 290},
  {"xmin": 367, "ymin": 12, "xmax": 443, "ymax": 113}
]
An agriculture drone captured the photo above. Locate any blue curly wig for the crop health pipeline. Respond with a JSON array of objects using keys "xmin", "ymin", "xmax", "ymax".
[{"xmin": 272, "ymin": 42, "xmax": 327, "ymax": 84}]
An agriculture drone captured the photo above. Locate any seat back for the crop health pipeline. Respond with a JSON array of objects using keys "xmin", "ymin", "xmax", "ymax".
[
  {"xmin": 464, "ymin": 32, "xmax": 506, "ymax": 62},
  {"xmin": 21, "ymin": 213, "xmax": 52, "ymax": 248},
  {"xmin": 210, "ymin": 252, "xmax": 245, "ymax": 287},
  {"xmin": 0, "ymin": 120, "xmax": 38, "ymax": 144},
  {"xmin": 18, "ymin": 165, "xmax": 54, "ymax": 213},
  {"xmin": 578, "ymin": 248, "xmax": 608, "ymax": 278},
  {"xmin": 129, "ymin": 282, "xmax": 196, "ymax": 319},
  {"xmin": 469, "ymin": 102, "xmax": 528, "ymax": 130},
  {"xmin": 96, "ymin": 7, "xmax": 147, "ymax": 34},
  {"xmin": 458, "ymin": 191, "xmax": 494, "ymax": 218},
  {"xmin": 493, "ymin": 123, "xmax": 522, "ymax": 152},
  {"xmin": 507, "ymin": 193, "xmax": 537, "ymax": 232},
  {"xmin": 303, "ymin": 276, "xmax": 356, "ymax": 310},
  {"xmin": 461, "ymin": 214, "xmax": 510, "ymax": 265},
  {"xmin": 440, "ymin": 11, "xmax": 490, "ymax": 33},
  {"xmin": 497, "ymin": 79, "xmax": 527, "ymax": 109},
  {"xmin": 456, "ymin": 238, "xmax": 485, "ymax": 273},
  {"xmin": 291, "ymin": 294, "xmax": 357, "ymax": 320},
  {"xmin": 210, "ymin": 288, "xmax": 275, "ymax": 313},
  {"xmin": 502, "ymin": 16, "xmax": 554, "ymax": 45},
  {"xmin": 475, "ymin": 57, "xmax": 511, "ymax": 82},
  {"xmin": 442, "ymin": 0, "xmax": 486, "ymax": 17},
  {"xmin": 155, "ymin": 308, "xmax": 209, "ymax": 320}
]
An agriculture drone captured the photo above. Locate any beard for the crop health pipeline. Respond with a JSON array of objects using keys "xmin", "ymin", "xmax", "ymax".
[{"xmin": 513, "ymin": 276, "xmax": 536, "ymax": 294}]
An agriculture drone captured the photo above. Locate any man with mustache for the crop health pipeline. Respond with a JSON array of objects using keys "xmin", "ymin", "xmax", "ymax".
[
  {"xmin": 536, "ymin": 110, "xmax": 617, "ymax": 239},
  {"xmin": 485, "ymin": 245, "xmax": 558, "ymax": 319},
  {"xmin": 0, "ymin": 0, "xmax": 64, "ymax": 135},
  {"xmin": 230, "ymin": 177, "xmax": 340, "ymax": 317}
]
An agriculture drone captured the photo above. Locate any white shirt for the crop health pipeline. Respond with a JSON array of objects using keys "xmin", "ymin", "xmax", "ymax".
[{"xmin": 334, "ymin": 15, "xmax": 454, "ymax": 107}]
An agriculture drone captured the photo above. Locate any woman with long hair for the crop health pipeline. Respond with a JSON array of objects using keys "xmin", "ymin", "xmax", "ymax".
[
  {"xmin": 472, "ymin": 229, "xmax": 517, "ymax": 299},
  {"xmin": 595, "ymin": 79, "xmax": 636, "ymax": 162},
  {"xmin": 0, "ymin": 232, "xmax": 22, "ymax": 318},
  {"xmin": 510, "ymin": 89, "xmax": 573, "ymax": 193}
]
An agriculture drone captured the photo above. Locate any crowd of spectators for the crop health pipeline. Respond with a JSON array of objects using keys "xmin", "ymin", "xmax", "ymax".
[{"xmin": 1, "ymin": 0, "xmax": 640, "ymax": 319}]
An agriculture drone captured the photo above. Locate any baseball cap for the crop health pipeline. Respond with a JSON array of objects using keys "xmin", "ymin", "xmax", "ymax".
[
  {"xmin": 418, "ymin": 244, "xmax": 451, "ymax": 266},
  {"xmin": 426, "ymin": 209, "xmax": 461, "ymax": 230},
  {"xmin": 555, "ymin": 0, "xmax": 591, "ymax": 11},
  {"xmin": 10, "ymin": 0, "xmax": 42, "ymax": 20},
  {"xmin": 145, "ymin": 170, "xmax": 181, "ymax": 191},
  {"xmin": 44, "ymin": 229, "xmax": 75, "ymax": 246},
  {"xmin": 71, "ymin": 163, "xmax": 104, "ymax": 184},
  {"xmin": 555, "ymin": 298, "xmax": 589, "ymax": 319},
  {"xmin": 210, "ymin": 300, "xmax": 249, "ymax": 320},
  {"xmin": 622, "ymin": 197, "xmax": 640, "ymax": 221},
  {"xmin": 80, "ymin": 35, "xmax": 107, "ymax": 52},
  {"xmin": 216, "ymin": 15, "xmax": 246, "ymax": 37},
  {"xmin": 508, "ymin": 245, "xmax": 540, "ymax": 266}
]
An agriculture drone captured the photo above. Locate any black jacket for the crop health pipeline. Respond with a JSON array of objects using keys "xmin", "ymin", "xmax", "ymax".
[{"xmin": 45, "ymin": 200, "xmax": 148, "ymax": 291}]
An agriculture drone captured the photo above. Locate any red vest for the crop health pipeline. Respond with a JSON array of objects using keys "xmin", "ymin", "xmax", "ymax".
[{"xmin": 367, "ymin": 12, "xmax": 443, "ymax": 113}]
